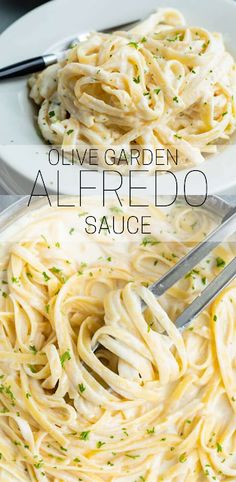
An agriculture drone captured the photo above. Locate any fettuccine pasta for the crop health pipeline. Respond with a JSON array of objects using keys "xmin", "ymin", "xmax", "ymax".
[
  {"xmin": 0, "ymin": 199, "xmax": 236, "ymax": 481},
  {"xmin": 29, "ymin": 7, "xmax": 236, "ymax": 172}
]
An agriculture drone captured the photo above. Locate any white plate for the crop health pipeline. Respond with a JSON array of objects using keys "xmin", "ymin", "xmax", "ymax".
[{"xmin": 0, "ymin": 0, "xmax": 236, "ymax": 195}]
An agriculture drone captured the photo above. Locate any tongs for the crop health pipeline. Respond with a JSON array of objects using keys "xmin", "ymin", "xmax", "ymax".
[
  {"xmin": 93, "ymin": 197, "xmax": 236, "ymax": 360},
  {"xmin": 148, "ymin": 200, "xmax": 236, "ymax": 331}
]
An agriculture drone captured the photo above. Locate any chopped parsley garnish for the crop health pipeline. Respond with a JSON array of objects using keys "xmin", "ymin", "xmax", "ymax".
[
  {"xmin": 29, "ymin": 345, "xmax": 37, "ymax": 354},
  {"xmin": 154, "ymin": 88, "xmax": 161, "ymax": 95},
  {"xmin": 133, "ymin": 75, "xmax": 140, "ymax": 84},
  {"xmin": 69, "ymin": 228, "xmax": 75, "ymax": 235},
  {"xmin": 141, "ymin": 236, "xmax": 160, "ymax": 247},
  {"xmin": 147, "ymin": 427, "xmax": 155, "ymax": 435},
  {"xmin": 216, "ymin": 442, "xmax": 223, "ymax": 453},
  {"xmin": 42, "ymin": 272, "xmax": 50, "ymax": 282},
  {"xmin": 179, "ymin": 452, "xmax": 187, "ymax": 463},
  {"xmin": 174, "ymin": 133, "xmax": 182, "ymax": 139},
  {"xmin": 97, "ymin": 441, "xmax": 106, "ymax": 448},
  {"xmin": 125, "ymin": 454, "xmax": 140, "ymax": 459},
  {"xmin": 110, "ymin": 206, "xmax": 123, "ymax": 214},
  {"xmin": 49, "ymin": 111, "xmax": 55, "ymax": 118},
  {"xmin": 79, "ymin": 431, "xmax": 90, "ymax": 441},
  {"xmin": 213, "ymin": 314, "xmax": 217, "ymax": 322},
  {"xmin": 78, "ymin": 383, "xmax": 86, "ymax": 393},
  {"xmin": 185, "ymin": 269, "xmax": 199, "ymax": 279},
  {"xmin": 67, "ymin": 129, "xmax": 74, "ymax": 135},
  {"xmin": 34, "ymin": 459, "xmax": 44, "ymax": 469},
  {"xmin": 147, "ymin": 322, "xmax": 153, "ymax": 333},
  {"xmin": 167, "ymin": 33, "xmax": 181, "ymax": 42},
  {"xmin": 173, "ymin": 96, "xmax": 179, "ymax": 103},
  {"xmin": 128, "ymin": 41, "xmax": 139, "ymax": 49},
  {"xmin": 0, "ymin": 384, "xmax": 15, "ymax": 405},
  {"xmin": 60, "ymin": 350, "xmax": 71, "ymax": 368},
  {"xmin": 51, "ymin": 266, "xmax": 61, "ymax": 274},
  {"xmin": 11, "ymin": 276, "xmax": 19, "ymax": 284},
  {"xmin": 216, "ymin": 257, "xmax": 226, "ymax": 268}
]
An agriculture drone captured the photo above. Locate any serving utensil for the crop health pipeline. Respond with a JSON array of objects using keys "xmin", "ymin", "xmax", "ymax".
[
  {"xmin": 148, "ymin": 203, "xmax": 236, "ymax": 330},
  {"xmin": 93, "ymin": 196, "xmax": 236, "ymax": 359},
  {"xmin": 0, "ymin": 19, "xmax": 139, "ymax": 79}
]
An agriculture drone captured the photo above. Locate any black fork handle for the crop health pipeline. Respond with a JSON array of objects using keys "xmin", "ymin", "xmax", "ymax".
[{"xmin": 0, "ymin": 54, "xmax": 57, "ymax": 79}]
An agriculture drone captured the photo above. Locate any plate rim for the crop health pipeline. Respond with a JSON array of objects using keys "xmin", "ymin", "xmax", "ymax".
[{"xmin": 0, "ymin": 0, "xmax": 236, "ymax": 195}]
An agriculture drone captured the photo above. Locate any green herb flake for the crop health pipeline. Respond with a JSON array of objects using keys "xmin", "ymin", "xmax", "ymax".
[
  {"xmin": 97, "ymin": 441, "xmax": 106, "ymax": 448},
  {"xmin": 216, "ymin": 442, "xmax": 223, "ymax": 453},
  {"xmin": 79, "ymin": 431, "xmax": 90, "ymax": 441},
  {"xmin": 141, "ymin": 236, "xmax": 160, "ymax": 247},
  {"xmin": 125, "ymin": 454, "xmax": 140, "ymax": 459},
  {"xmin": 133, "ymin": 75, "xmax": 140, "ymax": 84},
  {"xmin": 110, "ymin": 206, "xmax": 123, "ymax": 214},
  {"xmin": 42, "ymin": 272, "xmax": 50, "ymax": 282},
  {"xmin": 60, "ymin": 350, "xmax": 71, "ymax": 368},
  {"xmin": 34, "ymin": 459, "xmax": 44, "ymax": 469},
  {"xmin": 78, "ymin": 383, "xmax": 86, "ymax": 394},
  {"xmin": 29, "ymin": 345, "xmax": 37, "ymax": 355},
  {"xmin": 179, "ymin": 452, "xmax": 187, "ymax": 463},
  {"xmin": 11, "ymin": 276, "xmax": 19, "ymax": 284},
  {"xmin": 0, "ymin": 384, "xmax": 15, "ymax": 405},
  {"xmin": 128, "ymin": 41, "xmax": 139, "ymax": 49},
  {"xmin": 51, "ymin": 266, "xmax": 61, "ymax": 274},
  {"xmin": 216, "ymin": 257, "xmax": 226, "ymax": 268}
]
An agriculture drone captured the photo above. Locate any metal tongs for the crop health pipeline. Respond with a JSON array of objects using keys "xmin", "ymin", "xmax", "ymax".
[
  {"xmin": 92, "ymin": 196, "xmax": 236, "ymax": 360},
  {"xmin": 146, "ymin": 196, "xmax": 236, "ymax": 331}
]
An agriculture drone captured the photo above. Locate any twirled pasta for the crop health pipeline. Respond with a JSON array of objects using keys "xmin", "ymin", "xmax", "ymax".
[
  {"xmin": 0, "ymin": 199, "xmax": 236, "ymax": 481},
  {"xmin": 29, "ymin": 8, "xmax": 236, "ymax": 172}
]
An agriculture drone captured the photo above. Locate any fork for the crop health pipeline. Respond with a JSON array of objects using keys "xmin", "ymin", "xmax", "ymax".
[{"xmin": 0, "ymin": 18, "xmax": 139, "ymax": 80}]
